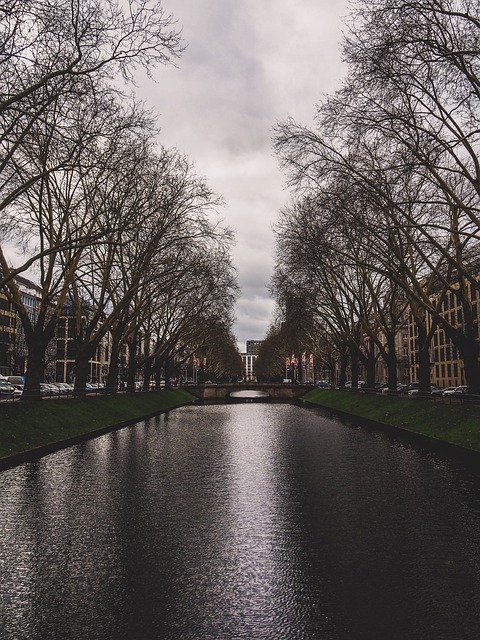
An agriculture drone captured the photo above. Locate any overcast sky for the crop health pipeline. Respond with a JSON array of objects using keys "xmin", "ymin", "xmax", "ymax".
[{"xmin": 136, "ymin": 0, "xmax": 348, "ymax": 351}]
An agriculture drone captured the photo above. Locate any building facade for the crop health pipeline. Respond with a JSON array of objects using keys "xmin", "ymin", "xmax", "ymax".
[
  {"xmin": 55, "ymin": 303, "xmax": 111, "ymax": 384},
  {"xmin": 407, "ymin": 283, "xmax": 479, "ymax": 388},
  {"xmin": 374, "ymin": 326, "xmax": 410, "ymax": 385},
  {"xmin": 246, "ymin": 340, "xmax": 264, "ymax": 356},
  {"xmin": 241, "ymin": 352, "xmax": 257, "ymax": 381},
  {"xmin": 0, "ymin": 291, "xmax": 15, "ymax": 376}
]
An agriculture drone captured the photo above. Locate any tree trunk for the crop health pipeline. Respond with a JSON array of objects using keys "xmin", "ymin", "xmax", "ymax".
[
  {"xmin": 350, "ymin": 346, "xmax": 359, "ymax": 390},
  {"xmin": 154, "ymin": 358, "xmax": 163, "ymax": 389},
  {"xmin": 105, "ymin": 332, "xmax": 122, "ymax": 393},
  {"xmin": 23, "ymin": 324, "xmax": 56, "ymax": 400},
  {"xmin": 73, "ymin": 346, "xmax": 96, "ymax": 395},
  {"xmin": 365, "ymin": 352, "xmax": 376, "ymax": 389},
  {"xmin": 329, "ymin": 359, "xmax": 335, "ymax": 386},
  {"xmin": 23, "ymin": 340, "xmax": 47, "ymax": 400},
  {"xmin": 338, "ymin": 350, "xmax": 348, "ymax": 388},
  {"xmin": 385, "ymin": 333, "xmax": 398, "ymax": 391},
  {"xmin": 143, "ymin": 359, "xmax": 153, "ymax": 392},
  {"xmin": 164, "ymin": 358, "xmax": 173, "ymax": 387},
  {"xmin": 454, "ymin": 336, "xmax": 480, "ymax": 394},
  {"xmin": 127, "ymin": 334, "xmax": 138, "ymax": 392},
  {"xmin": 416, "ymin": 321, "xmax": 431, "ymax": 394},
  {"xmin": 361, "ymin": 339, "xmax": 376, "ymax": 390}
]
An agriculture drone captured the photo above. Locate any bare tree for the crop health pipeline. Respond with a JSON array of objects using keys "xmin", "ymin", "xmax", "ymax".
[
  {"xmin": 0, "ymin": 97, "xmax": 154, "ymax": 396},
  {"xmin": 0, "ymin": 0, "xmax": 183, "ymax": 285}
]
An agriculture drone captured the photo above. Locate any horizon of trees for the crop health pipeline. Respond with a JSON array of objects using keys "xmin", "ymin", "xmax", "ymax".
[
  {"xmin": 0, "ymin": 0, "xmax": 241, "ymax": 397},
  {"xmin": 269, "ymin": 0, "xmax": 480, "ymax": 394}
]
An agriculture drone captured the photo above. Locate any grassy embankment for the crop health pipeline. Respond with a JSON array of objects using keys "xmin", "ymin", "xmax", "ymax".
[
  {"xmin": 303, "ymin": 389, "xmax": 480, "ymax": 453},
  {"xmin": 0, "ymin": 389, "xmax": 195, "ymax": 462}
]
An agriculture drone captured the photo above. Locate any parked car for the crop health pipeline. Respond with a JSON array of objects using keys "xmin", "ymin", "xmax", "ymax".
[
  {"xmin": 345, "ymin": 381, "xmax": 365, "ymax": 389},
  {"xmin": 381, "ymin": 384, "xmax": 408, "ymax": 394},
  {"xmin": 408, "ymin": 385, "xmax": 439, "ymax": 396},
  {"xmin": 315, "ymin": 380, "xmax": 330, "ymax": 388},
  {"xmin": 49, "ymin": 383, "xmax": 62, "ymax": 393},
  {"xmin": 0, "ymin": 379, "xmax": 15, "ymax": 397},
  {"xmin": 442, "ymin": 386, "xmax": 459, "ymax": 396},
  {"xmin": 443, "ymin": 385, "xmax": 467, "ymax": 397},
  {"xmin": 49, "ymin": 383, "xmax": 65, "ymax": 393},
  {"xmin": 55, "ymin": 383, "xmax": 73, "ymax": 393},
  {"xmin": 431, "ymin": 388, "xmax": 445, "ymax": 396},
  {"xmin": 11, "ymin": 384, "xmax": 23, "ymax": 397}
]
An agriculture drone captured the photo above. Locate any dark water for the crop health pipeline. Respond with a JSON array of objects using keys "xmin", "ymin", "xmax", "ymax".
[{"xmin": 1, "ymin": 402, "xmax": 480, "ymax": 640}]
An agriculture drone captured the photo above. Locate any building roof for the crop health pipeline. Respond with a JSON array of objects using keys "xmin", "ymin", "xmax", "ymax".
[{"xmin": 14, "ymin": 274, "xmax": 43, "ymax": 296}]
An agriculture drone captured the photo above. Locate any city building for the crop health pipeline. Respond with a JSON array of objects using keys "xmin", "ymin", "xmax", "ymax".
[
  {"xmin": 0, "ymin": 278, "xmax": 112, "ymax": 384},
  {"xmin": 0, "ymin": 290, "xmax": 15, "ymax": 376},
  {"xmin": 246, "ymin": 340, "xmax": 264, "ymax": 355},
  {"xmin": 374, "ymin": 326, "xmax": 410, "ymax": 385},
  {"xmin": 0, "ymin": 275, "xmax": 57, "ymax": 378},
  {"xmin": 407, "ymin": 281, "xmax": 479, "ymax": 388},
  {"xmin": 241, "ymin": 351, "xmax": 257, "ymax": 381},
  {"xmin": 55, "ymin": 302, "xmax": 111, "ymax": 384}
]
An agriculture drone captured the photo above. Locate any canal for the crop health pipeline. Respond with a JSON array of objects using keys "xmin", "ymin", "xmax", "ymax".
[{"xmin": 1, "ymin": 401, "xmax": 480, "ymax": 639}]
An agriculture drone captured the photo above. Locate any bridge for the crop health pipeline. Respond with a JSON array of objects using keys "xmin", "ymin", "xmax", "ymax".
[{"xmin": 186, "ymin": 382, "xmax": 312, "ymax": 400}]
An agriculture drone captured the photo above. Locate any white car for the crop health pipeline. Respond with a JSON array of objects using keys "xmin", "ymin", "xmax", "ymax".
[
  {"xmin": 0, "ymin": 379, "xmax": 15, "ymax": 397},
  {"xmin": 443, "ymin": 386, "xmax": 467, "ymax": 397},
  {"xmin": 12, "ymin": 384, "xmax": 23, "ymax": 397}
]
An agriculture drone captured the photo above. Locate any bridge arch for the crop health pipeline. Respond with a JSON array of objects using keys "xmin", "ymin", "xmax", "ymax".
[{"xmin": 229, "ymin": 389, "xmax": 270, "ymax": 399}]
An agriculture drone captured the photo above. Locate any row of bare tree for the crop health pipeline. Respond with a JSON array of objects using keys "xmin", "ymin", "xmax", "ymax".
[
  {"xmin": 0, "ymin": 1, "xmax": 241, "ymax": 397},
  {"xmin": 270, "ymin": 0, "xmax": 480, "ymax": 394}
]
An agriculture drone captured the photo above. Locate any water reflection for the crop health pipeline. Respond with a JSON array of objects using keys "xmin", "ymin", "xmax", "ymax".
[
  {"xmin": 0, "ymin": 403, "xmax": 479, "ymax": 639},
  {"xmin": 229, "ymin": 389, "xmax": 270, "ymax": 399}
]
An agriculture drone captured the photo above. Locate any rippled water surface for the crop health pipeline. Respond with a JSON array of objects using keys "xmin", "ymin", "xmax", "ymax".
[{"xmin": 1, "ymin": 402, "xmax": 480, "ymax": 639}]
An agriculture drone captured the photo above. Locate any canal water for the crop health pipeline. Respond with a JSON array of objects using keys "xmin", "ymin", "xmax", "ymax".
[{"xmin": 1, "ymin": 401, "xmax": 480, "ymax": 639}]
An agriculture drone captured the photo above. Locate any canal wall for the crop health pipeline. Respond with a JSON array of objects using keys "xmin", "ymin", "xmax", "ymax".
[
  {"xmin": 0, "ymin": 389, "xmax": 196, "ymax": 471},
  {"xmin": 302, "ymin": 389, "xmax": 480, "ymax": 461}
]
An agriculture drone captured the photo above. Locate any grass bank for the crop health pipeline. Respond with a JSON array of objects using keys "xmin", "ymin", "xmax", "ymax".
[
  {"xmin": 303, "ymin": 389, "xmax": 480, "ymax": 453},
  {"xmin": 0, "ymin": 389, "xmax": 195, "ymax": 464}
]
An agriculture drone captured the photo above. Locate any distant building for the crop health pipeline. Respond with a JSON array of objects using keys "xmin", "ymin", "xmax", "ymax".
[
  {"xmin": 407, "ymin": 276, "xmax": 480, "ymax": 388},
  {"xmin": 55, "ymin": 301, "xmax": 111, "ymax": 384},
  {"xmin": 0, "ymin": 275, "xmax": 56, "ymax": 378},
  {"xmin": 374, "ymin": 325, "xmax": 410, "ymax": 385},
  {"xmin": 241, "ymin": 352, "xmax": 257, "ymax": 381},
  {"xmin": 246, "ymin": 340, "xmax": 263, "ymax": 355},
  {"xmin": 240, "ymin": 340, "xmax": 264, "ymax": 380},
  {"xmin": 0, "ymin": 290, "xmax": 15, "ymax": 376}
]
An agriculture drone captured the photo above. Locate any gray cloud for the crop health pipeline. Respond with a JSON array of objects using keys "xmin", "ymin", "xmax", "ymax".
[{"xmin": 137, "ymin": 0, "xmax": 347, "ymax": 346}]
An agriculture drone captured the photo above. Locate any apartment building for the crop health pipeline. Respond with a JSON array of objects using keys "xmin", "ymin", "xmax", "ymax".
[
  {"xmin": 407, "ymin": 283, "xmax": 479, "ymax": 388},
  {"xmin": 241, "ymin": 352, "xmax": 257, "ymax": 381},
  {"xmin": 55, "ymin": 303, "xmax": 111, "ymax": 384},
  {"xmin": 374, "ymin": 327, "xmax": 410, "ymax": 385},
  {"xmin": 0, "ymin": 291, "xmax": 15, "ymax": 376}
]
